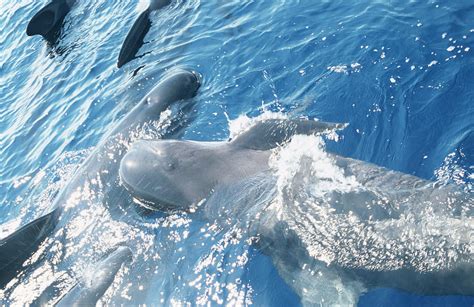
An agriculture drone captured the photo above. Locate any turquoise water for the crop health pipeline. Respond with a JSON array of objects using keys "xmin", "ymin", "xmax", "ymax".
[{"xmin": 0, "ymin": 0, "xmax": 473, "ymax": 305}]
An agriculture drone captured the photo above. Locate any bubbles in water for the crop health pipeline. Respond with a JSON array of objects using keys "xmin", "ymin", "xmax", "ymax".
[{"xmin": 435, "ymin": 151, "xmax": 473, "ymax": 190}]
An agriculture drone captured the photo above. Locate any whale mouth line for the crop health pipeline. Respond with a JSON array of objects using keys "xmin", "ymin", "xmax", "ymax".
[
  {"xmin": 119, "ymin": 150, "xmax": 184, "ymax": 212},
  {"xmin": 121, "ymin": 178, "xmax": 182, "ymax": 213},
  {"xmin": 191, "ymin": 70, "xmax": 202, "ymax": 86}
]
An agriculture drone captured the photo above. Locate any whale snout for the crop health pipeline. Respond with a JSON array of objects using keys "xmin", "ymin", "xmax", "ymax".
[{"xmin": 175, "ymin": 69, "xmax": 202, "ymax": 98}]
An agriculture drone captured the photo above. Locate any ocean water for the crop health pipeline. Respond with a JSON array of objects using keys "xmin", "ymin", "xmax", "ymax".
[{"xmin": 0, "ymin": 0, "xmax": 473, "ymax": 306}]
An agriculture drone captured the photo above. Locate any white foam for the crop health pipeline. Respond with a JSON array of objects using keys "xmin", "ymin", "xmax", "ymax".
[
  {"xmin": 327, "ymin": 65, "xmax": 348, "ymax": 73},
  {"xmin": 136, "ymin": 0, "xmax": 150, "ymax": 12},
  {"xmin": 269, "ymin": 135, "xmax": 359, "ymax": 201},
  {"xmin": 227, "ymin": 111, "xmax": 286, "ymax": 140}
]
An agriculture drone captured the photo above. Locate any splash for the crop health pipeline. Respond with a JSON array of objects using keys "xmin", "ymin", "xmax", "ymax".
[
  {"xmin": 435, "ymin": 150, "xmax": 473, "ymax": 192},
  {"xmin": 227, "ymin": 110, "xmax": 286, "ymax": 140},
  {"xmin": 269, "ymin": 135, "xmax": 359, "ymax": 203},
  {"xmin": 266, "ymin": 133, "xmax": 473, "ymax": 272},
  {"xmin": 1, "ymin": 149, "xmax": 90, "ymax": 239},
  {"xmin": 1, "ymin": 107, "xmax": 182, "ymax": 305},
  {"xmin": 227, "ymin": 110, "xmax": 344, "ymax": 142},
  {"xmin": 136, "ymin": 0, "xmax": 150, "ymax": 12}
]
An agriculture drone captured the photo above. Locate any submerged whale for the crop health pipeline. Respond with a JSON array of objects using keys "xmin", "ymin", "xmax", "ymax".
[
  {"xmin": 119, "ymin": 118, "xmax": 473, "ymax": 304},
  {"xmin": 117, "ymin": 0, "xmax": 171, "ymax": 68},
  {"xmin": 0, "ymin": 69, "xmax": 201, "ymax": 292},
  {"xmin": 26, "ymin": 0, "xmax": 76, "ymax": 43},
  {"xmin": 32, "ymin": 245, "xmax": 132, "ymax": 306}
]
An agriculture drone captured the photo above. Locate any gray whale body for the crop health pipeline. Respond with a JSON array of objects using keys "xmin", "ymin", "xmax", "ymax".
[{"xmin": 55, "ymin": 246, "xmax": 133, "ymax": 306}]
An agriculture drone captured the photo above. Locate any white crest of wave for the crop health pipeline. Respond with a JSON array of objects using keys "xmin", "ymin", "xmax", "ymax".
[{"xmin": 136, "ymin": 0, "xmax": 150, "ymax": 12}]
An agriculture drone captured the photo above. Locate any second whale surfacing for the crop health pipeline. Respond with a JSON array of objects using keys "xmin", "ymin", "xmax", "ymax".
[{"xmin": 120, "ymin": 118, "xmax": 473, "ymax": 305}]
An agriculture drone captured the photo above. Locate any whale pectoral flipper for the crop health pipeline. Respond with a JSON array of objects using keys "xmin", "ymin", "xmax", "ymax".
[
  {"xmin": 117, "ymin": 9, "xmax": 152, "ymax": 68},
  {"xmin": 0, "ymin": 207, "xmax": 61, "ymax": 288},
  {"xmin": 231, "ymin": 118, "xmax": 346, "ymax": 150}
]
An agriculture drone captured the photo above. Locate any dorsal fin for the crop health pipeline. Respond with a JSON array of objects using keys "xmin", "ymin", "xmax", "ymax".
[{"xmin": 230, "ymin": 119, "xmax": 346, "ymax": 150}]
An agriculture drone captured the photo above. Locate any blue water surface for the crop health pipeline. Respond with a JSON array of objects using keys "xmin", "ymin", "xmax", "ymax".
[{"xmin": 0, "ymin": 0, "xmax": 473, "ymax": 305}]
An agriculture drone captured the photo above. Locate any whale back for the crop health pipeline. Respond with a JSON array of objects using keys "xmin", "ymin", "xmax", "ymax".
[{"xmin": 142, "ymin": 70, "xmax": 200, "ymax": 107}]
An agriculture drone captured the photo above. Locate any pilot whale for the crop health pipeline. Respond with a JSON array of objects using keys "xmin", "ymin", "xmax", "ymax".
[
  {"xmin": 119, "ymin": 118, "xmax": 473, "ymax": 304},
  {"xmin": 0, "ymin": 69, "xmax": 200, "ymax": 291},
  {"xmin": 117, "ymin": 0, "xmax": 172, "ymax": 68},
  {"xmin": 120, "ymin": 120, "xmax": 344, "ymax": 210}
]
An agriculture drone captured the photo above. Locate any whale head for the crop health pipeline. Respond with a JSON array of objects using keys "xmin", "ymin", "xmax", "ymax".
[
  {"xmin": 119, "ymin": 140, "xmax": 220, "ymax": 211},
  {"xmin": 142, "ymin": 69, "xmax": 201, "ymax": 105}
]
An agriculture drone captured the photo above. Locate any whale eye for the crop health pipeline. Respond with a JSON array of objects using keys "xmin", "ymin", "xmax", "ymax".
[{"xmin": 164, "ymin": 159, "xmax": 177, "ymax": 171}]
